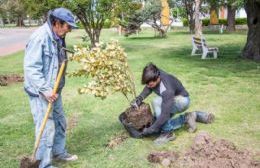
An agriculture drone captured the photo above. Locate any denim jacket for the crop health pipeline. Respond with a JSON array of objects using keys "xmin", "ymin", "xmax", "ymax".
[{"xmin": 24, "ymin": 23, "xmax": 65, "ymax": 97}]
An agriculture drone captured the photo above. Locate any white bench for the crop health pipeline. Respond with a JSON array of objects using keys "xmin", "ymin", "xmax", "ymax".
[{"xmin": 191, "ymin": 36, "xmax": 218, "ymax": 59}]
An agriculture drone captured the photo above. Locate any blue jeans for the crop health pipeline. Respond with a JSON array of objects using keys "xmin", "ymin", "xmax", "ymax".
[
  {"xmin": 152, "ymin": 95, "xmax": 190, "ymax": 133},
  {"xmin": 29, "ymin": 94, "xmax": 67, "ymax": 168}
]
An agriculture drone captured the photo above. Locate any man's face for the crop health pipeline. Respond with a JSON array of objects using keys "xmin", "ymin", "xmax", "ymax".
[
  {"xmin": 54, "ymin": 22, "xmax": 71, "ymax": 37},
  {"xmin": 146, "ymin": 77, "xmax": 160, "ymax": 88}
]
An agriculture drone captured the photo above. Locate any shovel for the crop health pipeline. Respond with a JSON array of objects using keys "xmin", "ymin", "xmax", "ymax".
[{"xmin": 20, "ymin": 61, "xmax": 67, "ymax": 168}]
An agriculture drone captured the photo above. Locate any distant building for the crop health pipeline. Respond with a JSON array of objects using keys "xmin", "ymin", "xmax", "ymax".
[{"xmin": 219, "ymin": 7, "xmax": 247, "ymax": 19}]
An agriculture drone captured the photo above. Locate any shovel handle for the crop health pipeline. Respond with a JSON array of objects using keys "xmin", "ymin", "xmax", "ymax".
[{"xmin": 32, "ymin": 61, "xmax": 66, "ymax": 159}]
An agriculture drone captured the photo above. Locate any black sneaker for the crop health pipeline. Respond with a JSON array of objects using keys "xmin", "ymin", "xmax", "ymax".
[{"xmin": 154, "ymin": 132, "xmax": 176, "ymax": 145}]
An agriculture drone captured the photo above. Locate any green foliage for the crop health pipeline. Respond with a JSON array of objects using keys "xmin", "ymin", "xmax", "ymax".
[
  {"xmin": 235, "ymin": 18, "xmax": 247, "ymax": 25},
  {"xmin": 69, "ymin": 41, "xmax": 136, "ymax": 100},
  {"xmin": 0, "ymin": 0, "xmax": 27, "ymax": 25},
  {"xmin": 218, "ymin": 19, "xmax": 227, "ymax": 25},
  {"xmin": 182, "ymin": 18, "xmax": 248, "ymax": 26},
  {"xmin": 23, "ymin": 0, "xmax": 62, "ymax": 19},
  {"xmin": 182, "ymin": 18, "xmax": 188, "ymax": 26},
  {"xmin": 122, "ymin": 0, "xmax": 165, "ymax": 37},
  {"xmin": 202, "ymin": 19, "xmax": 210, "ymax": 26},
  {"xmin": 63, "ymin": 0, "xmax": 133, "ymax": 47},
  {"xmin": 103, "ymin": 19, "xmax": 112, "ymax": 28}
]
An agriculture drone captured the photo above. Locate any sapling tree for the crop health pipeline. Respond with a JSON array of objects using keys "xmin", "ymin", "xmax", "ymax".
[{"xmin": 69, "ymin": 40, "xmax": 136, "ymax": 101}]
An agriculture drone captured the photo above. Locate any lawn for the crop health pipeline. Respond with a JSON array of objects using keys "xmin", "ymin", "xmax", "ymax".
[{"xmin": 0, "ymin": 28, "xmax": 259, "ymax": 168}]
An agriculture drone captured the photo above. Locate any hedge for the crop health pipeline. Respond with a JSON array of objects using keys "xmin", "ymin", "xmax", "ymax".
[{"xmin": 182, "ymin": 18, "xmax": 247, "ymax": 26}]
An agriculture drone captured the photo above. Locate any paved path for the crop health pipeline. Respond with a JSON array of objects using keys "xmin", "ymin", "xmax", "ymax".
[{"xmin": 0, "ymin": 28, "xmax": 36, "ymax": 57}]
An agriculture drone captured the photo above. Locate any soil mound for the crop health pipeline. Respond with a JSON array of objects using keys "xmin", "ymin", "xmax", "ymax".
[
  {"xmin": 181, "ymin": 131, "xmax": 259, "ymax": 168},
  {"xmin": 148, "ymin": 131, "xmax": 260, "ymax": 168},
  {"xmin": 0, "ymin": 74, "xmax": 23, "ymax": 86}
]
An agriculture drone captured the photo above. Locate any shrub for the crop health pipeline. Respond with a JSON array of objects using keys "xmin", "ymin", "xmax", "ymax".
[
  {"xmin": 235, "ymin": 18, "xmax": 247, "ymax": 25},
  {"xmin": 202, "ymin": 19, "xmax": 210, "ymax": 26},
  {"xmin": 181, "ymin": 18, "xmax": 247, "ymax": 27},
  {"xmin": 219, "ymin": 19, "xmax": 227, "ymax": 25},
  {"xmin": 182, "ymin": 19, "xmax": 188, "ymax": 27}
]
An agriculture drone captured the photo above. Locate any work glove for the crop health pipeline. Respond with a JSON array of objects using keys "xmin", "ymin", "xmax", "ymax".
[{"xmin": 130, "ymin": 96, "xmax": 143, "ymax": 109}]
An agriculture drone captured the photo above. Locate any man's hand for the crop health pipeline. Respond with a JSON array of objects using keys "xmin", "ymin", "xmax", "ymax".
[
  {"xmin": 130, "ymin": 99, "xmax": 139, "ymax": 109},
  {"xmin": 130, "ymin": 96, "xmax": 143, "ymax": 109},
  {"xmin": 42, "ymin": 91, "xmax": 58, "ymax": 103},
  {"xmin": 142, "ymin": 127, "xmax": 154, "ymax": 136}
]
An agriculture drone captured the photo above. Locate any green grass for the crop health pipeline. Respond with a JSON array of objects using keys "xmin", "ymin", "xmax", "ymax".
[{"xmin": 0, "ymin": 28, "xmax": 260, "ymax": 168}]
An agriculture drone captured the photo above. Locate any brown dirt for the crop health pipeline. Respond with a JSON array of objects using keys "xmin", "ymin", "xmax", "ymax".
[
  {"xmin": 0, "ymin": 74, "xmax": 23, "ymax": 86},
  {"xmin": 124, "ymin": 103, "xmax": 154, "ymax": 131},
  {"xmin": 20, "ymin": 157, "xmax": 40, "ymax": 168},
  {"xmin": 148, "ymin": 131, "xmax": 260, "ymax": 168},
  {"xmin": 106, "ymin": 133, "xmax": 128, "ymax": 149},
  {"xmin": 148, "ymin": 151, "xmax": 179, "ymax": 167}
]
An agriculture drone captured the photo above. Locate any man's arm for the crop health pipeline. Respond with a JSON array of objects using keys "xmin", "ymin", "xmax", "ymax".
[
  {"xmin": 131, "ymin": 86, "xmax": 152, "ymax": 108},
  {"xmin": 142, "ymin": 91, "xmax": 175, "ymax": 135},
  {"xmin": 139, "ymin": 86, "xmax": 152, "ymax": 100},
  {"xmin": 24, "ymin": 38, "xmax": 53, "ymax": 98}
]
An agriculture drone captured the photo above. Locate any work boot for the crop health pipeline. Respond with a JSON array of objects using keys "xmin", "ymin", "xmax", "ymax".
[
  {"xmin": 185, "ymin": 112, "xmax": 197, "ymax": 133},
  {"xmin": 154, "ymin": 132, "xmax": 176, "ymax": 145},
  {"xmin": 195, "ymin": 111, "xmax": 215, "ymax": 124}
]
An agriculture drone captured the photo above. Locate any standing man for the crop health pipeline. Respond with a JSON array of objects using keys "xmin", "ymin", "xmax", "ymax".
[
  {"xmin": 131, "ymin": 63, "xmax": 214, "ymax": 145},
  {"xmin": 24, "ymin": 8, "xmax": 78, "ymax": 168}
]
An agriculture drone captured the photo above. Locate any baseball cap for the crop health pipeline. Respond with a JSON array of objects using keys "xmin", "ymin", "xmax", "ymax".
[{"xmin": 51, "ymin": 7, "xmax": 78, "ymax": 29}]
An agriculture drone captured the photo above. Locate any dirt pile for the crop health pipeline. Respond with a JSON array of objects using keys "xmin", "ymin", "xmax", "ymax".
[
  {"xmin": 148, "ymin": 131, "xmax": 260, "ymax": 168},
  {"xmin": 0, "ymin": 74, "xmax": 23, "ymax": 86},
  {"xmin": 181, "ymin": 131, "xmax": 259, "ymax": 168}
]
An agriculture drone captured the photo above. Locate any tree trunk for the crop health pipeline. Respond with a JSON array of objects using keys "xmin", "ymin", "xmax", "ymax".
[
  {"xmin": 184, "ymin": 0, "xmax": 195, "ymax": 33},
  {"xmin": 226, "ymin": 4, "xmax": 236, "ymax": 32},
  {"xmin": 194, "ymin": 0, "xmax": 202, "ymax": 37},
  {"xmin": 16, "ymin": 16, "xmax": 24, "ymax": 27},
  {"xmin": 242, "ymin": 0, "xmax": 260, "ymax": 61},
  {"xmin": 0, "ymin": 17, "xmax": 4, "ymax": 27}
]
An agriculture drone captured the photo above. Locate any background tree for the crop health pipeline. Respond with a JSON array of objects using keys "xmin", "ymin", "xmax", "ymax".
[
  {"xmin": 224, "ymin": 0, "xmax": 244, "ymax": 32},
  {"xmin": 0, "ymin": 0, "xmax": 26, "ymax": 26},
  {"xmin": 24, "ymin": 0, "xmax": 62, "ymax": 21},
  {"xmin": 183, "ymin": 0, "xmax": 195, "ymax": 33},
  {"xmin": 242, "ymin": 0, "xmax": 260, "ymax": 61},
  {"xmin": 0, "ymin": 0, "xmax": 6, "ymax": 26},
  {"xmin": 64, "ymin": 0, "xmax": 132, "ymax": 47},
  {"xmin": 22, "ymin": 0, "xmax": 131, "ymax": 47},
  {"xmin": 122, "ymin": 0, "xmax": 168, "ymax": 37}
]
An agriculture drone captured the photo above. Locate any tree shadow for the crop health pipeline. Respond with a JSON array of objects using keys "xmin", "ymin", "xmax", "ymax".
[{"xmin": 151, "ymin": 44, "xmax": 260, "ymax": 77}]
